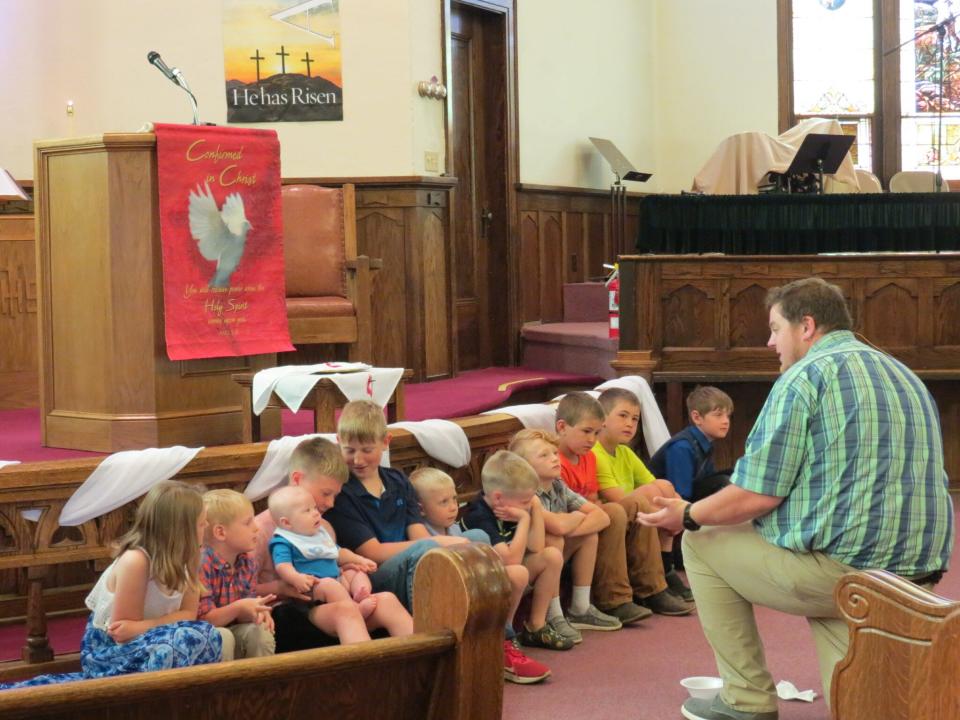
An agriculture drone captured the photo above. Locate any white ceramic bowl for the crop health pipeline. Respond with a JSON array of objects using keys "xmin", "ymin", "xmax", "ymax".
[{"xmin": 680, "ymin": 676, "xmax": 723, "ymax": 700}]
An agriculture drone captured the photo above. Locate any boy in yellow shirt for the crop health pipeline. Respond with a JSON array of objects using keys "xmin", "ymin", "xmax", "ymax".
[{"xmin": 592, "ymin": 388, "xmax": 693, "ymax": 603}]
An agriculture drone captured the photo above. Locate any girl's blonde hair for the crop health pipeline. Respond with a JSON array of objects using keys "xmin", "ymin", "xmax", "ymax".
[{"xmin": 114, "ymin": 480, "xmax": 204, "ymax": 594}]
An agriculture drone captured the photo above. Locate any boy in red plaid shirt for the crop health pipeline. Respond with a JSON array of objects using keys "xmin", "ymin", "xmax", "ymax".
[{"xmin": 200, "ymin": 489, "xmax": 276, "ymax": 660}]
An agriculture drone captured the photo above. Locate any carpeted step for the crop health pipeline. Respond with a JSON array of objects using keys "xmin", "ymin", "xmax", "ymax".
[{"xmin": 521, "ymin": 321, "xmax": 618, "ymax": 380}]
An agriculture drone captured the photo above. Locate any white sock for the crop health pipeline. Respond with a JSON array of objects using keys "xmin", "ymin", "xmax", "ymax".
[
  {"xmin": 570, "ymin": 586, "xmax": 592, "ymax": 615},
  {"xmin": 546, "ymin": 596, "xmax": 563, "ymax": 621}
]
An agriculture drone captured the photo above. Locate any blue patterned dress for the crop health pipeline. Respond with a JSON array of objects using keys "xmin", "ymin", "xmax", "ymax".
[
  {"xmin": 2, "ymin": 553, "xmax": 221, "ymax": 689},
  {"xmin": 3, "ymin": 617, "xmax": 222, "ymax": 688}
]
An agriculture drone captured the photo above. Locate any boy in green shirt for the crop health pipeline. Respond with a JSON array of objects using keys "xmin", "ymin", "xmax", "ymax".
[{"xmin": 592, "ymin": 388, "xmax": 692, "ymax": 603}]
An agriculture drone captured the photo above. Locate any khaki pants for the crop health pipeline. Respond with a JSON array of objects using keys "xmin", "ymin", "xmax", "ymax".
[
  {"xmin": 593, "ymin": 496, "xmax": 668, "ymax": 608},
  {"xmin": 683, "ymin": 523, "xmax": 852, "ymax": 713},
  {"xmin": 217, "ymin": 622, "xmax": 276, "ymax": 662}
]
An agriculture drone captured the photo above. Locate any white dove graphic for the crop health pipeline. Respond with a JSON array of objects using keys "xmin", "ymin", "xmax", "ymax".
[{"xmin": 187, "ymin": 183, "xmax": 253, "ymax": 288}]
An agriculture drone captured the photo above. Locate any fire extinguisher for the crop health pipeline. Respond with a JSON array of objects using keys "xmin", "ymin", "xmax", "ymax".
[{"xmin": 604, "ymin": 263, "xmax": 619, "ymax": 340}]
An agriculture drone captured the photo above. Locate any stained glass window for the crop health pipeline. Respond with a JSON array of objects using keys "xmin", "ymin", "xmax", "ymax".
[{"xmin": 899, "ymin": 0, "xmax": 960, "ymax": 178}]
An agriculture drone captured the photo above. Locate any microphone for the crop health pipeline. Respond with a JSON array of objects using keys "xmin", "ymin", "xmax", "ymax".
[
  {"xmin": 147, "ymin": 51, "xmax": 177, "ymax": 83},
  {"xmin": 146, "ymin": 50, "xmax": 201, "ymax": 125}
]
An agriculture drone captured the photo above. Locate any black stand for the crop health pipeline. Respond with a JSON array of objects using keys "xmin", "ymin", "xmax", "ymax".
[{"xmin": 780, "ymin": 133, "xmax": 856, "ymax": 194}]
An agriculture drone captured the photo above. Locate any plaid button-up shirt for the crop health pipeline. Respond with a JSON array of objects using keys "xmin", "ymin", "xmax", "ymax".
[
  {"xmin": 198, "ymin": 546, "xmax": 258, "ymax": 619},
  {"xmin": 732, "ymin": 330, "xmax": 954, "ymax": 575}
]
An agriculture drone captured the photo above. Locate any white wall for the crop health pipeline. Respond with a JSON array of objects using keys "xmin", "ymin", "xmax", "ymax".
[
  {"xmin": 517, "ymin": 0, "xmax": 659, "ymax": 191},
  {"xmin": 1, "ymin": 0, "xmax": 777, "ymax": 191},
  {"xmin": 653, "ymin": 0, "xmax": 779, "ymax": 192},
  {"xmin": 0, "ymin": 0, "xmax": 444, "ymax": 180}
]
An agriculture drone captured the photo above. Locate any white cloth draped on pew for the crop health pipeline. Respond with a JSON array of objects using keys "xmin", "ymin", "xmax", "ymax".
[
  {"xmin": 389, "ymin": 420, "xmax": 471, "ymax": 468},
  {"xmin": 244, "ymin": 433, "xmax": 337, "ymax": 501},
  {"xmin": 480, "ymin": 403, "xmax": 557, "ymax": 432},
  {"xmin": 58, "ymin": 446, "xmax": 203, "ymax": 526},
  {"xmin": 252, "ymin": 363, "xmax": 404, "ymax": 414},
  {"xmin": 0, "ymin": 460, "xmax": 19, "ymax": 469},
  {"xmin": 594, "ymin": 376, "xmax": 670, "ymax": 455}
]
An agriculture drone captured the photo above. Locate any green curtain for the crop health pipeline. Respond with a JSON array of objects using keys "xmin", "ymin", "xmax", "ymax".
[{"xmin": 635, "ymin": 193, "xmax": 960, "ymax": 254}]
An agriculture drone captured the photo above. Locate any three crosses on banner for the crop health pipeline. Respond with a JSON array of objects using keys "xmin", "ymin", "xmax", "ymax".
[{"xmin": 248, "ymin": 46, "xmax": 315, "ymax": 83}]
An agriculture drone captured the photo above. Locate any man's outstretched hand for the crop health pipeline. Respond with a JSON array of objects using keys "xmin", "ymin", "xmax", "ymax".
[{"xmin": 636, "ymin": 495, "xmax": 688, "ymax": 534}]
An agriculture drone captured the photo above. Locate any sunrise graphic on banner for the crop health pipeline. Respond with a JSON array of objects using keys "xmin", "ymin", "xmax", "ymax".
[
  {"xmin": 154, "ymin": 124, "xmax": 294, "ymax": 360},
  {"xmin": 223, "ymin": 0, "xmax": 343, "ymax": 123}
]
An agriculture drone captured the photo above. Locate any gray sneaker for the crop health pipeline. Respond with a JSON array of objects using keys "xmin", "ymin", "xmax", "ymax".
[
  {"xmin": 681, "ymin": 696, "xmax": 778, "ymax": 720},
  {"xmin": 566, "ymin": 604, "xmax": 623, "ymax": 632},
  {"xmin": 546, "ymin": 615, "xmax": 582, "ymax": 644}
]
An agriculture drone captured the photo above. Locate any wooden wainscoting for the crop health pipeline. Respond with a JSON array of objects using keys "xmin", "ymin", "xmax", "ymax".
[
  {"xmin": 517, "ymin": 184, "xmax": 641, "ymax": 326},
  {"xmin": 0, "ymin": 214, "xmax": 38, "ymax": 409}
]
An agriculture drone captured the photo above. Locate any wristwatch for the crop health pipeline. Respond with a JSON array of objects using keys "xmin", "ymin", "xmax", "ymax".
[{"xmin": 682, "ymin": 502, "xmax": 701, "ymax": 532}]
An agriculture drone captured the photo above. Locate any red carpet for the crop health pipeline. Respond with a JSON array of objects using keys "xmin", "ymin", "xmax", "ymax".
[{"xmin": 0, "ymin": 367, "xmax": 599, "ymax": 461}]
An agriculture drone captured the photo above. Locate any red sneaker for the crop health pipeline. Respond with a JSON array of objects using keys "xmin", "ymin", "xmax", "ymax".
[{"xmin": 504, "ymin": 639, "xmax": 551, "ymax": 684}]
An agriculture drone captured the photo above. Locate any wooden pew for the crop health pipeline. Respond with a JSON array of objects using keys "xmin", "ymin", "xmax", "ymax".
[
  {"xmin": 0, "ymin": 412, "xmax": 526, "ymax": 666},
  {"xmin": 0, "ymin": 544, "xmax": 509, "ymax": 720},
  {"xmin": 832, "ymin": 570, "xmax": 960, "ymax": 720}
]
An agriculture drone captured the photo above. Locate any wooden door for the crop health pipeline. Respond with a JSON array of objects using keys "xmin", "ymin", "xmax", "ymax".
[{"xmin": 450, "ymin": 2, "xmax": 510, "ymax": 371}]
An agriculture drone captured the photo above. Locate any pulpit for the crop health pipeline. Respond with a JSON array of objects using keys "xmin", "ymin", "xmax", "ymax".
[{"xmin": 33, "ymin": 134, "xmax": 273, "ymax": 452}]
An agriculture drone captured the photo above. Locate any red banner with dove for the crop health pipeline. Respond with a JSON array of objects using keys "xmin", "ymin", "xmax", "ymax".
[{"xmin": 155, "ymin": 123, "xmax": 293, "ymax": 360}]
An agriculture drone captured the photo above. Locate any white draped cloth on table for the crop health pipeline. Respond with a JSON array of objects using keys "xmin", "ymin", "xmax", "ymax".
[
  {"xmin": 693, "ymin": 118, "xmax": 860, "ymax": 195},
  {"xmin": 252, "ymin": 363, "xmax": 404, "ymax": 414}
]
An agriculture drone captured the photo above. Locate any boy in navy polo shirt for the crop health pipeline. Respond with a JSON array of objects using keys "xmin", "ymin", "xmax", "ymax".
[
  {"xmin": 324, "ymin": 400, "xmax": 468, "ymax": 612},
  {"xmin": 647, "ymin": 386, "xmax": 733, "ymax": 502}
]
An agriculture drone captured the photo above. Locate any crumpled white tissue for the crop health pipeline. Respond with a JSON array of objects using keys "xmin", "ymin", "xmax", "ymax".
[{"xmin": 776, "ymin": 680, "xmax": 817, "ymax": 702}]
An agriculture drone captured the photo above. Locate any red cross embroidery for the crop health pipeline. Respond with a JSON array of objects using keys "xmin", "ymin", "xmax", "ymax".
[{"xmin": 366, "ymin": 374, "xmax": 374, "ymax": 397}]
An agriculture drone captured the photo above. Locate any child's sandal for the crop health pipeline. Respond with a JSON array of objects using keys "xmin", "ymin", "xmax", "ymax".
[{"xmin": 518, "ymin": 623, "xmax": 575, "ymax": 651}]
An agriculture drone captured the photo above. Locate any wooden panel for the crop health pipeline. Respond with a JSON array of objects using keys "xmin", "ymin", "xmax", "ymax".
[
  {"xmin": 729, "ymin": 281, "xmax": 774, "ymax": 348},
  {"xmin": 934, "ymin": 278, "xmax": 960, "ymax": 346},
  {"xmin": 519, "ymin": 211, "xmax": 540, "ymax": 322},
  {"xmin": 863, "ymin": 279, "xmax": 918, "ymax": 348},
  {"xmin": 355, "ymin": 187, "xmax": 453, "ymax": 382},
  {"xmin": 539, "ymin": 211, "xmax": 563, "ymax": 323},
  {"xmin": 563, "ymin": 211, "xmax": 584, "ymax": 283},
  {"xmin": 357, "ymin": 208, "xmax": 407, "ymax": 369},
  {"xmin": 661, "ymin": 282, "xmax": 715, "ymax": 348},
  {"xmin": 422, "ymin": 209, "xmax": 450, "ymax": 378},
  {"xmin": 0, "ymin": 215, "xmax": 38, "ymax": 409}
]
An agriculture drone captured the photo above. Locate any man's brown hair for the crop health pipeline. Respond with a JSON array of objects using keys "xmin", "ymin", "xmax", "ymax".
[
  {"xmin": 555, "ymin": 392, "xmax": 605, "ymax": 426},
  {"xmin": 686, "ymin": 386, "xmax": 734, "ymax": 417},
  {"xmin": 765, "ymin": 277, "xmax": 853, "ymax": 333}
]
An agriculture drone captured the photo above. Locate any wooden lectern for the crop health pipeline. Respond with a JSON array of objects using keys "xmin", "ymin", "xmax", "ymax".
[{"xmin": 33, "ymin": 134, "xmax": 274, "ymax": 452}]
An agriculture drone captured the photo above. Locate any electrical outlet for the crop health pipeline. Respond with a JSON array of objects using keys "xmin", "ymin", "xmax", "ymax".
[{"xmin": 424, "ymin": 151, "xmax": 440, "ymax": 173}]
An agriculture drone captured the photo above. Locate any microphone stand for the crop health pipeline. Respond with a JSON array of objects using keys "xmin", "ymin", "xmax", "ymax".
[
  {"xmin": 172, "ymin": 70, "xmax": 201, "ymax": 126},
  {"xmin": 885, "ymin": 11, "xmax": 960, "ymax": 192}
]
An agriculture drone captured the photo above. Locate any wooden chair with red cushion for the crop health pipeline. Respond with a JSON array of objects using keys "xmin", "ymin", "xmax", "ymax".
[{"xmin": 281, "ymin": 183, "xmax": 378, "ymax": 362}]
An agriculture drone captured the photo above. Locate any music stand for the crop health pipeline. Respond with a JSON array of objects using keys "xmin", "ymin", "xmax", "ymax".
[
  {"xmin": 589, "ymin": 137, "xmax": 652, "ymax": 256},
  {"xmin": 782, "ymin": 133, "xmax": 856, "ymax": 194}
]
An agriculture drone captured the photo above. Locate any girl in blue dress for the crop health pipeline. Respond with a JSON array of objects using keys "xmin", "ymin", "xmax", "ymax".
[{"xmin": 4, "ymin": 480, "xmax": 222, "ymax": 688}]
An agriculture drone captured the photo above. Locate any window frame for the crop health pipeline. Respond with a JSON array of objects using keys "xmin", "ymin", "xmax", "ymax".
[{"xmin": 778, "ymin": 0, "xmax": 901, "ymax": 185}]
